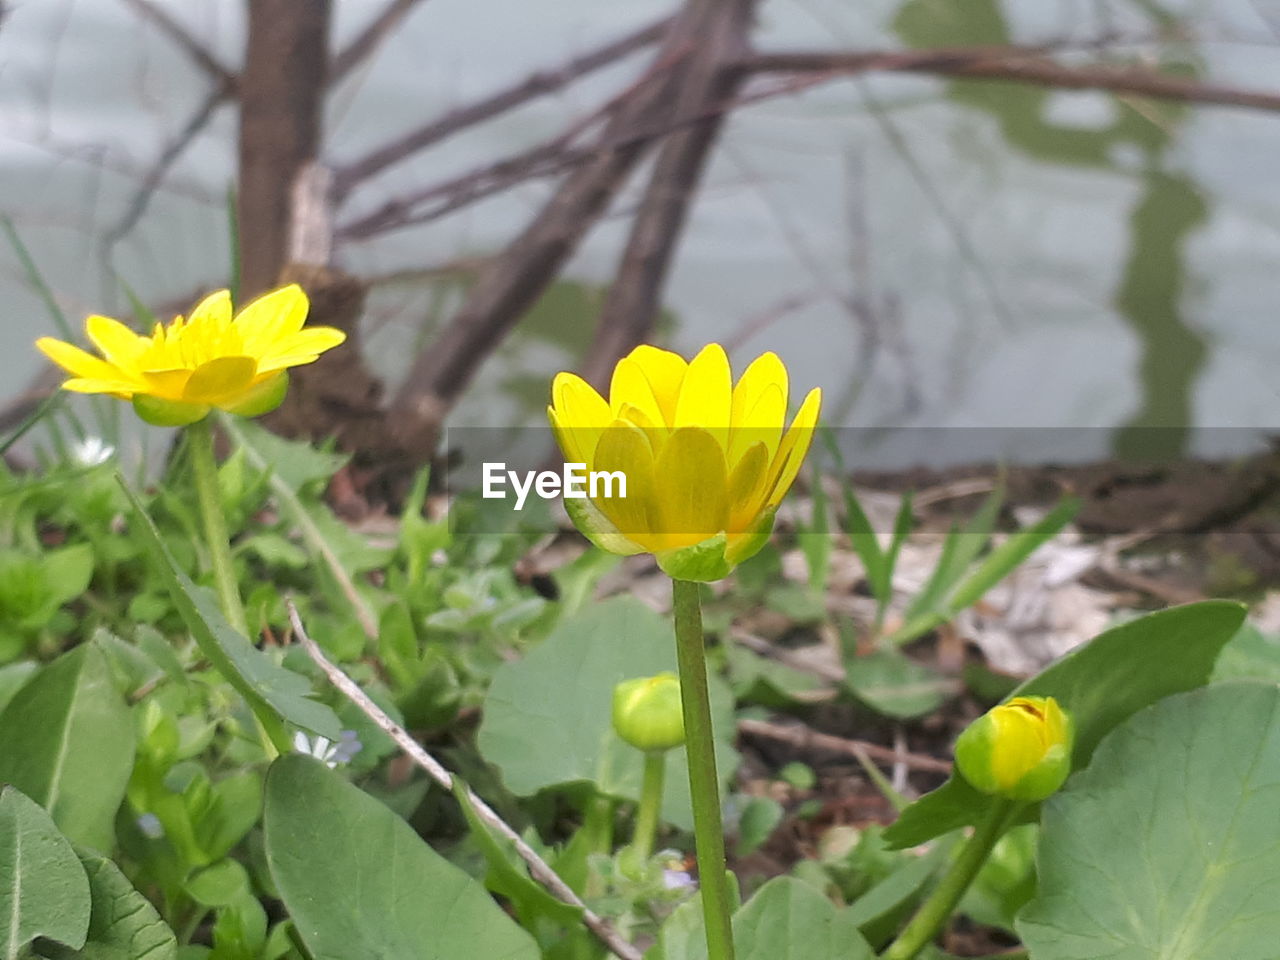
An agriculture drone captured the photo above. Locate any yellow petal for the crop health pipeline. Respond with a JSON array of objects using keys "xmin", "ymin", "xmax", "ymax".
[
  {"xmin": 552, "ymin": 372, "xmax": 611, "ymax": 471},
  {"xmin": 61, "ymin": 378, "xmax": 136, "ymax": 398},
  {"xmin": 624, "ymin": 345, "xmax": 687, "ymax": 424},
  {"xmin": 255, "ymin": 327, "xmax": 347, "ymax": 372},
  {"xmin": 609, "ymin": 358, "xmax": 666, "ymax": 428},
  {"xmin": 727, "ymin": 382, "xmax": 784, "ymax": 469},
  {"xmin": 726, "ymin": 441, "xmax": 769, "ymax": 532},
  {"xmin": 593, "ymin": 421, "xmax": 658, "ymax": 547},
  {"xmin": 548, "ymin": 406, "xmax": 586, "ymax": 466},
  {"xmin": 141, "ymin": 368, "xmax": 192, "ymax": 400},
  {"xmin": 764, "ymin": 387, "xmax": 822, "ymax": 509},
  {"xmin": 654, "ymin": 426, "xmax": 728, "ymax": 550},
  {"xmin": 673, "ymin": 344, "xmax": 732, "ymax": 449},
  {"xmin": 235, "ymin": 284, "xmax": 311, "ymax": 354},
  {"xmin": 181, "ymin": 356, "xmax": 258, "ymax": 404},
  {"xmin": 85, "ymin": 315, "xmax": 145, "ymax": 370},
  {"xmin": 188, "ymin": 289, "xmax": 233, "ymax": 327},
  {"xmin": 36, "ymin": 337, "xmax": 127, "ymax": 382},
  {"xmin": 731, "ymin": 352, "xmax": 788, "ymax": 427}
]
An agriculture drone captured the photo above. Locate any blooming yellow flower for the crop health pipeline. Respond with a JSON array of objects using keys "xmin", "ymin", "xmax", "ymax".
[
  {"xmin": 35, "ymin": 284, "xmax": 345, "ymax": 426},
  {"xmin": 548, "ymin": 343, "xmax": 821, "ymax": 581},
  {"xmin": 955, "ymin": 696, "xmax": 1074, "ymax": 802}
]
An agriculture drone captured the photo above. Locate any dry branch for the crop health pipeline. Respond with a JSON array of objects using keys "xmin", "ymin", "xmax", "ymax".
[
  {"xmin": 384, "ymin": 1, "xmax": 728, "ymax": 457},
  {"xmin": 237, "ymin": 0, "xmax": 332, "ymax": 298},
  {"xmin": 578, "ymin": 0, "xmax": 757, "ymax": 390},
  {"xmin": 118, "ymin": 0, "xmax": 236, "ymax": 89},
  {"xmin": 288, "ymin": 603, "xmax": 643, "ymax": 960},
  {"xmin": 742, "ymin": 46, "xmax": 1280, "ymax": 113},
  {"xmin": 333, "ymin": 14, "xmax": 672, "ymax": 196},
  {"xmin": 330, "ymin": 0, "xmax": 429, "ymax": 86},
  {"xmin": 737, "ymin": 717, "xmax": 954, "ymax": 775}
]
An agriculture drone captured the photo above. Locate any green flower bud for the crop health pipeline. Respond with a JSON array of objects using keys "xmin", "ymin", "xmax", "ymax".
[
  {"xmin": 612, "ymin": 673, "xmax": 685, "ymax": 752},
  {"xmin": 955, "ymin": 695, "xmax": 1074, "ymax": 802}
]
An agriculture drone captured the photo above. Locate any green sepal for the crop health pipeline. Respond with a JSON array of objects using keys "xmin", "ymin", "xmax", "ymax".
[
  {"xmin": 224, "ymin": 372, "xmax": 289, "ymax": 418},
  {"xmin": 612, "ymin": 673, "xmax": 684, "ymax": 752},
  {"xmin": 132, "ymin": 394, "xmax": 210, "ymax": 426},
  {"xmin": 657, "ymin": 532, "xmax": 731, "ymax": 582},
  {"xmin": 563, "ymin": 493, "xmax": 646, "ymax": 557},
  {"xmin": 724, "ymin": 508, "xmax": 777, "ymax": 568}
]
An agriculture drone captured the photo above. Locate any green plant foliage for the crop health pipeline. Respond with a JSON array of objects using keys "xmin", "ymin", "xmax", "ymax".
[
  {"xmin": 263, "ymin": 754, "xmax": 539, "ymax": 960},
  {"xmin": 122, "ymin": 481, "xmax": 342, "ymax": 742},
  {"xmin": 885, "ymin": 600, "xmax": 1247, "ymax": 848},
  {"xmin": 1018, "ymin": 683, "xmax": 1280, "ymax": 958},
  {"xmin": 844, "ymin": 649, "xmax": 950, "ymax": 719},
  {"xmin": 43, "ymin": 849, "xmax": 178, "ymax": 960},
  {"xmin": 477, "ymin": 597, "xmax": 739, "ymax": 831},
  {"xmin": 1212, "ymin": 622, "xmax": 1280, "ymax": 684},
  {"xmin": 0, "ymin": 643, "xmax": 133, "ymax": 851},
  {"xmin": 0, "ymin": 785, "xmax": 92, "ymax": 954},
  {"xmin": 649, "ymin": 876, "xmax": 873, "ymax": 960}
]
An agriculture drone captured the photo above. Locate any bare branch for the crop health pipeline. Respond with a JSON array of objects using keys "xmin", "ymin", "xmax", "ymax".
[
  {"xmin": 577, "ymin": 2, "xmax": 756, "ymax": 389},
  {"xmin": 333, "ymin": 14, "xmax": 672, "ymax": 195},
  {"xmin": 741, "ymin": 46, "xmax": 1280, "ymax": 113},
  {"xmin": 117, "ymin": 0, "xmax": 236, "ymax": 89},
  {"xmin": 329, "ymin": 0, "xmax": 428, "ymax": 86},
  {"xmin": 99, "ymin": 84, "xmax": 229, "ymax": 256},
  {"xmin": 737, "ymin": 717, "xmax": 954, "ymax": 775},
  {"xmin": 288, "ymin": 603, "xmax": 643, "ymax": 960}
]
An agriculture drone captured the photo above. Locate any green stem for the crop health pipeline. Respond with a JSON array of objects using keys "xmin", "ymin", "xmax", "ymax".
[
  {"xmin": 187, "ymin": 417, "xmax": 279, "ymax": 759},
  {"xmin": 880, "ymin": 800, "xmax": 1019, "ymax": 960},
  {"xmin": 632, "ymin": 750, "xmax": 666, "ymax": 864},
  {"xmin": 672, "ymin": 578, "xmax": 735, "ymax": 960},
  {"xmin": 187, "ymin": 418, "xmax": 248, "ymax": 636}
]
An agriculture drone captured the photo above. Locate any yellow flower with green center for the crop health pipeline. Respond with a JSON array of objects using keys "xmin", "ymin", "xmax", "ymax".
[
  {"xmin": 955, "ymin": 695, "xmax": 1074, "ymax": 802},
  {"xmin": 548, "ymin": 343, "xmax": 821, "ymax": 581},
  {"xmin": 35, "ymin": 284, "xmax": 345, "ymax": 426}
]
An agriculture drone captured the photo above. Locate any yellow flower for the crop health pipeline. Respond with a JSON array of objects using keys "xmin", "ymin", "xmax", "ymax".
[
  {"xmin": 548, "ymin": 343, "xmax": 821, "ymax": 581},
  {"xmin": 954, "ymin": 696, "xmax": 1074, "ymax": 802},
  {"xmin": 35, "ymin": 284, "xmax": 345, "ymax": 426}
]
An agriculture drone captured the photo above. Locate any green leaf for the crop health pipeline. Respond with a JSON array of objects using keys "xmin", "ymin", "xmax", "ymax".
[
  {"xmin": 477, "ymin": 597, "xmax": 739, "ymax": 831},
  {"xmin": 452, "ymin": 782, "xmax": 583, "ymax": 928},
  {"xmin": 845, "ymin": 840, "xmax": 952, "ymax": 948},
  {"xmin": 51, "ymin": 849, "xmax": 178, "ymax": 960},
  {"xmin": 885, "ymin": 600, "xmax": 1246, "ymax": 848},
  {"xmin": 1018, "ymin": 683, "xmax": 1280, "ymax": 959},
  {"xmin": 735, "ymin": 796, "xmax": 784, "ymax": 857},
  {"xmin": 1212, "ymin": 622, "xmax": 1280, "ymax": 684},
  {"xmin": 649, "ymin": 877, "xmax": 873, "ymax": 960},
  {"xmin": 891, "ymin": 497, "xmax": 1078, "ymax": 645},
  {"xmin": 121, "ymin": 479, "xmax": 341, "ymax": 742},
  {"xmin": 264, "ymin": 754, "xmax": 539, "ymax": 960},
  {"xmin": 0, "ymin": 785, "xmax": 91, "ymax": 954},
  {"xmin": 844, "ymin": 650, "xmax": 952, "ymax": 719},
  {"xmin": 0, "ymin": 643, "xmax": 134, "ymax": 850}
]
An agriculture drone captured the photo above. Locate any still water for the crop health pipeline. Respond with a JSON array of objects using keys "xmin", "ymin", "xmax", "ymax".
[{"xmin": 3, "ymin": 0, "xmax": 1280, "ymax": 468}]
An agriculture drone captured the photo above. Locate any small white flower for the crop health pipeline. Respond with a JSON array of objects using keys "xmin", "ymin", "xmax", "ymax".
[
  {"xmin": 292, "ymin": 729, "xmax": 362, "ymax": 768},
  {"xmin": 137, "ymin": 812, "xmax": 164, "ymax": 839},
  {"xmin": 71, "ymin": 436, "xmax": 115, "ymax": 466},
  {"xmin": 662, "ymin": 869, "xmax": 695, "ymax": 890}
]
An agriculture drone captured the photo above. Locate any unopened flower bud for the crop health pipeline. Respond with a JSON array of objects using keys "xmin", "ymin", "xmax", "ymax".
[
  {"xmin": 955, "ymin": 695, "xmax": 1073, "ymax": 802},
  {"xmin": 612, "ymin": 673, "xmax": 685, "ymax": 752}
]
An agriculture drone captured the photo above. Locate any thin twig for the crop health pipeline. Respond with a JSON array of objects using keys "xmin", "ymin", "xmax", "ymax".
[
  {"xmin": 99, "ymin": 83, "xmax": 230, "ymax": 257},
  {"xmin": 288, "ymin": 603, "xmax": 643, "ymax": 960},
  {"xmin": 334, "ymin": 14, "xmax": 672, "ymax": 195},
  {"xmin": 737, "ymin": 717, "xmax": 953, "ymax": 775},
  {"xmin": 117, "ymin": 0, "xmax": 236, "ymax": 88},
  {"xmin": 741, "ymin": 46, "xmax": 1280, "ymax": 113},
  {"xmin": 330, "ymin": 0, "xmax": 429, "ymax": 86}
]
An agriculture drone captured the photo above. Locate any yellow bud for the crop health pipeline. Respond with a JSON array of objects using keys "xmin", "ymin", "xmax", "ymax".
[
  {"xmin": 612, "ymin": 673, "xmax": 685, "ymax": 752},
  {"xmin": 954, "ymin": 696, "xmax": 1073, "ymax": 802}
]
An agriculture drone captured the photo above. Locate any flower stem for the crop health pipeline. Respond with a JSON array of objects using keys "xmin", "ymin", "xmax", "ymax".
[
  {"xmin": 632, "ymin": 751, "xmax": 666, "ymax": 864},
  {"xmin": 671, "ymin": 578, "xmax": 735, "ymax": 960},
  {"xmin": 187, "ymin": 417, "xmax": 248, "ymax": 636},
  {"xmin": 187, "ymin": 417, "xmax": 279, "ymax": 759},
  {"xmin": 880, "ymin": 800, "xmax": 1020, "ymax": 960}
]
